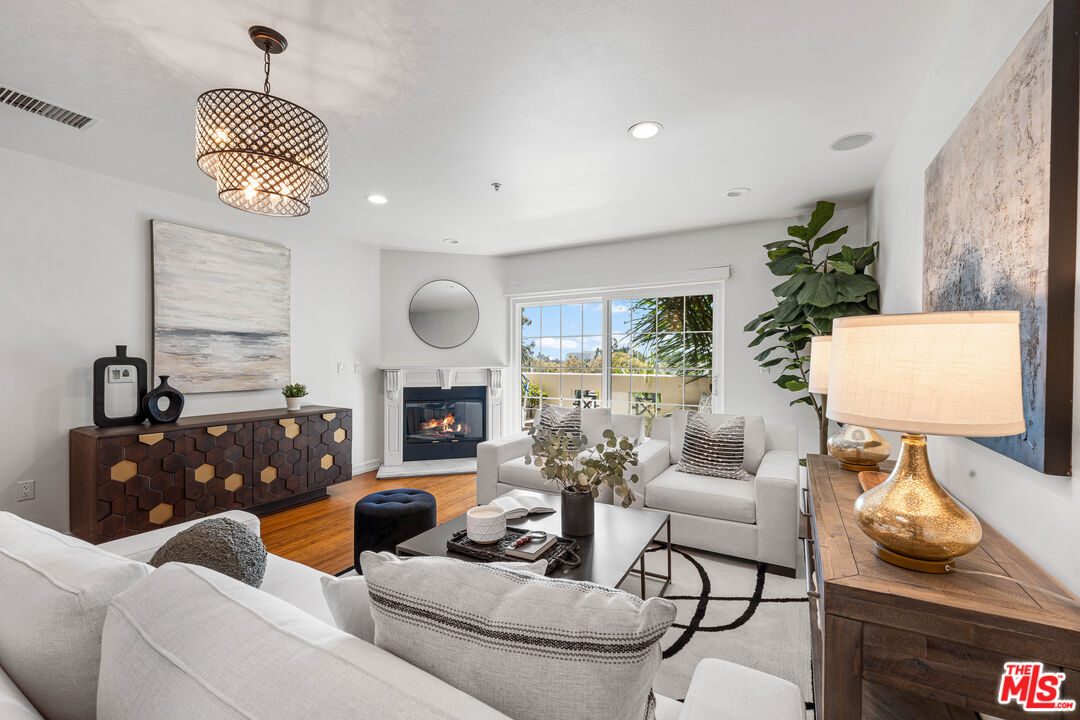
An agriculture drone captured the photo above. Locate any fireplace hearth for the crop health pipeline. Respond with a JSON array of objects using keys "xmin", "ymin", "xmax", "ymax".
[{"xmin": 403, "ymin": 386, "xmax": 486, "ymax": 461}]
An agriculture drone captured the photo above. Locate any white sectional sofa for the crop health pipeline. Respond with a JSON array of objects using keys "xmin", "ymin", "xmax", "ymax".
[
  {"xmin": 0, "ymin": 510, "xmax": 805, "ymax": 720},
  {"xmin": 477, "ymin": 408, "xmax": 801, "ymax": 572}
]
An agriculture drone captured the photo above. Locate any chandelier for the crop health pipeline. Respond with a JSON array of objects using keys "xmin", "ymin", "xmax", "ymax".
[{"xmin": 196, "ymin": 26, "xmax": 329, "ymax": 217}]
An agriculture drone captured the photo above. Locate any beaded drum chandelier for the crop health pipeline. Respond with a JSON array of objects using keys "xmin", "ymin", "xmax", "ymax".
[{"xmin": 196, "ymin": 26, "xmax": 329, "ymax": 217}]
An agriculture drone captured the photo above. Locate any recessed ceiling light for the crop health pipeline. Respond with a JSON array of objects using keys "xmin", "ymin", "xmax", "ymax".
[
  {"xmin": 830, "ymin": 132, "xmax": 876, "ymax": 151},
  {"xmin": 366, "ymin": 194, "xmax": 388, "ymax": 205},
  {"xmin": 442, "ymin": 238, "xmax": 459, "ymax": 245},
  {"xmin": 628, "ymin": 121, "xmax": 663, "ymax": 139},
  {"xmin": 726, "ymin": 187, "xmax": 751, "ymax": 198}
]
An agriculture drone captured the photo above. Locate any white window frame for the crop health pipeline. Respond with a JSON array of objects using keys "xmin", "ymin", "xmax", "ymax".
[{"xmin": 508, "ymin": 279, "xmax": 726, "ymax": 434}]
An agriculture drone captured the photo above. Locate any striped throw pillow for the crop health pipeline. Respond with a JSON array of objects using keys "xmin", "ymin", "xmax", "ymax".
[
  {"xmin": 360, "ymin": 552, "xmax": 675, "ymax": 720},
  {"xmin": 677, "ymin": 412, "xmax": 749, "ymax": 479},
  {"xmin": 537, "ymin": 404, "xmax": 582, "ymax": 450}
]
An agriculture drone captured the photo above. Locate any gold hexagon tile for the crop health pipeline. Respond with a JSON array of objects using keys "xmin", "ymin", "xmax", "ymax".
[
  {"xmin": 148, "ymin": 503, "xmax": 173, "ymax": 525},
  {"xmin": 333, "ymin": 427, "xmax": 346, "ymax": 443},
  {"xmin": 111, "ymin": 460, "xmax": 138, "ymax": 482},
  {"xmin": 261, "ymin": 466, "xmax": 277, "ymax": 484},
  {"xmin": 320, "ymin": 453, "xmax": 334, "ymax": 470},
  {"xmin": 138, "ymin": 433, "xmax": 164, "ymax": 446},
  {"xmin": 278, "ymin": 418, "xmax": 296, "ymax": 428},
  {"xmin": 206, "ymin": 425, "xmax": 228, "ymax": 437},
  {"xmin": 224, "ymin": 473, "xmax": 243, "ymax": 492},
  {"xmin": 284, "ymin": 423, "xmax": 300, "ymax": 439},
  {"xmin": 322, "ymin": 413, "xmax": 336, "ymax": 421},
  {"xmin": 194, "ymin": 463, "xmax": 214, "ymax": 484}
]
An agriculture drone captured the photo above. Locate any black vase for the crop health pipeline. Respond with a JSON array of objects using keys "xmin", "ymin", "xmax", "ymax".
[
  {"xmin": 561, "ymin": 488, "xmax": 594, "ymax": 537},
  {"xmin": 141, "ymin": 375, "xmax": 185, "ymax": 425},
  {"xmin": 92, "ymin": 345, "xmax": 148, "ymax": 427}
]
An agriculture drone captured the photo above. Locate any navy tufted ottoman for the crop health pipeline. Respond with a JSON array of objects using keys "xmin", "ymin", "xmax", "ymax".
[{"xmin": 353, "ymin": 489, "xmax": 437, "ymax": 572}]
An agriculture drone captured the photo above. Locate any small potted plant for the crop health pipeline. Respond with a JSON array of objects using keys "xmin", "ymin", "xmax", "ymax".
[
  {"xmin": 282, "ymin": 383, "xmax": 308, "ymax": 411},
  {"xmin": 524, "ymin": 428, "xmax": 640, "ymax": 536}
]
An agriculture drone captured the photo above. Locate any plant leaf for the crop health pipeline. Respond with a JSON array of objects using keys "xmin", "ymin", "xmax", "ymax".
[
  {"xmin": 773, "ymin": 296, "xmax": 803, "ymax": 323},
  {"xmin": 835, "ymin": 273, "xmax": 879, "ymax": 301},
  {"xmin": 805, "ymin": 201, "xmax": 836, "ymax": 239},
  {"xmin": 787, "ymin": 224, "xmax": 808, "ymax": 240},
  {"xmin": 771, "ymin": 270, "xmax": 813, "ymax": 298},
  {"xmin": 811, "ymin": 226, "xmax": 849, "ymax": 252},
  {"xmin": 767, "ymin": 251, "xmax": 809, "ymax": 277},
  {"xmin": 796, "ymin": 273, "xmax": 838, "ymax": 307},
  {"xmin": 830, "ymin": 260, "xmax": 856, "ymax": 275}
]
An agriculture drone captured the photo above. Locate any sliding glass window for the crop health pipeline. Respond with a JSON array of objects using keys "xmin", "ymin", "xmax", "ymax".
[{"xmin": 518, "ymin": 292, "xmax": 716, "ymax": 431}]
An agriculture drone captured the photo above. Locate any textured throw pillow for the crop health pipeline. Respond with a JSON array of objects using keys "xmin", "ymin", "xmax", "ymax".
[
  {"xmin": 537, "ymin": 404, "xmax": 583, "ymax": 451},
  {"xmin": 0, "ymin": 512, "xmax": 151, "ymax": 720},
  {"xmin": 360, "ymin": 551, "xmax": 675, "ymax": 720},
  {"xmin": 321, "ymin": 559, "xmax": 548, "ymax": 644},
  {"xmin": 678, "ymin": 412, "xmax": 750, "ymax": 479},
  {"xmin": 150, "ymin": 517, "xmax": 267, "ymax": 587}
]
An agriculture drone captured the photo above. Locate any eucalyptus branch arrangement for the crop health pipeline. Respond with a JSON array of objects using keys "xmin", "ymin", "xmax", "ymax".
[
  {"xmin": 744, "ymin": 201, "xmax": 880, "ymax": 452},
  {"xmin": 524, "ymin": 429, "xmax": 641, "ymax": 508}
]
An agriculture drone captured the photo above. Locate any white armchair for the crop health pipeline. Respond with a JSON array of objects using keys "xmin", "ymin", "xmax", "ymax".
[{"xmin": 648, "ymin": 411, "xmax": 800, "ymax": 572}]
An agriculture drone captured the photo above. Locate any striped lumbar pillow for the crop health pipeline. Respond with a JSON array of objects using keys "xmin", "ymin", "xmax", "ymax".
[
  {"xmin": 677, "ymin": 411, "xmax": 749, "ymax": 479},
  {"xmin": 360, "ymin": 552, "xmax": 675, "ymax": 720},
  {"xmin": 537, "ymin": 404, "xmax": 582, "ymax": 450}
]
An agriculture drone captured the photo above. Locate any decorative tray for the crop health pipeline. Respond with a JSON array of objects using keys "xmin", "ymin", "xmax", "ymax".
[{"xmin": 446, "ymin": 527, "xmax": 579, "ymax": 575}]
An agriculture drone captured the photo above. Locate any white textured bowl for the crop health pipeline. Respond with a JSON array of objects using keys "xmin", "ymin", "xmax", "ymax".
[{"xmin": 466, "ymin": 505, "xmax": 507, "ymax": 544}]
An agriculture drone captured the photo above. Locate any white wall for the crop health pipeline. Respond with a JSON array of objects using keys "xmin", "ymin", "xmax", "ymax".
[
  {"xmin": 869, "ymin": 0, "xmax": 1080, "ymax": 593},
  {"xmin": 379, "ymin": 250, "xmax": 507, "ymax": 367},
  {"xmin": 0, "ymin": 147, "xmax": 382, "ymax": 532},
  {"xmin": 500, "ymin": 207, "xmax": 869, "ymax": 454}
]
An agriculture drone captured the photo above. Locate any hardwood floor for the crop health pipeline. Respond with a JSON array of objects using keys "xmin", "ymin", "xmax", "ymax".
[{"xmin": 260, "ymin": 471, "xmax": 477, "ymax": 574}]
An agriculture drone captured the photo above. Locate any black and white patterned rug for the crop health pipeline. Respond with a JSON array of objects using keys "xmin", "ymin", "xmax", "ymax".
[{"xmin": 618, "ymin": 544, "xmax": 814, "ymax": 712}]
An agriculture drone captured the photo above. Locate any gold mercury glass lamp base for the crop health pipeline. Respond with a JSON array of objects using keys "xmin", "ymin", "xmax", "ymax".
[
  {"xmin": 828, "ymin": 424, "xmax": 892, "ymax": 472},
  {"xmin": 854, "ymin": 433, "xmax": 982, "ymax": 573}
]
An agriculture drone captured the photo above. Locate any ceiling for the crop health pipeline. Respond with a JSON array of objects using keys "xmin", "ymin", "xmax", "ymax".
[{"xmin": 0, "ymin": 0, "xmax": 960, "ymax": 255}]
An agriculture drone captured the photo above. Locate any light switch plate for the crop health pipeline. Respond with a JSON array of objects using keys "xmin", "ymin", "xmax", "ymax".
[{"xmin": 337, "ymin": 362, "xmax": 349, "ymax": 374}]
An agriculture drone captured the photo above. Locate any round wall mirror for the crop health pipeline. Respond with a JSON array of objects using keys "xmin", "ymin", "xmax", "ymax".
[{"xmin": 409, "ymin": 280, "xmax": 479, "ymax": 349}]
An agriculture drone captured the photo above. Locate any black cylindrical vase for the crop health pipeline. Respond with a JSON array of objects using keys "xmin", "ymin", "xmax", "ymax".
[
  {"xmin": 561, "ymin": 488, "xmax": 594, "ymax": 537},
  {"xmin": 142, "ymin": 375, "xmax": 185, "ymax": 424}
]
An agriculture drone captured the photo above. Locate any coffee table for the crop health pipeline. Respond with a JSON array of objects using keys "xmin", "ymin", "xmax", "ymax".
[{"xmin": 396, "ymin": 489, "xmax": 671, "ymax": 597}]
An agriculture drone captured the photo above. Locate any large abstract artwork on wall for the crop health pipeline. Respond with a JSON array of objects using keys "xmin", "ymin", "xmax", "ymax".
[
  {"xmin": 922, "ymin": 0, "xmax": 1077, "ymax": 475},
  {"xmin": 152, "ymin": 221, "xmax": 291, "ymax": 393}
]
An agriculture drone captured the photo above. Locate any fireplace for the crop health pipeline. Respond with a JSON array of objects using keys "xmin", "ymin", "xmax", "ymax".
[{"xmin": 403, "ymin": 386, "xmax": 486, "ymax": 461}]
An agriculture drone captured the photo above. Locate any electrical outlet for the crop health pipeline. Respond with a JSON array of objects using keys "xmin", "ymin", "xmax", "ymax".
[
  {"xmin": 353, "ymin": 362, "xmax": 361, "ymax": 375},
  {"xmin": 16, "ymin": 480, "xmax": 35, "ymax": 502}
]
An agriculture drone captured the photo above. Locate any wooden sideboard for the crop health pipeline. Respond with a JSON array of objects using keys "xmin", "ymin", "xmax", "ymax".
[
  {"xmin": 806, "ymin": 454, "xmax": 1080, "ymax": 719},
  {"xmin": 70, "ymin": 406, "xmax": 352, "ymax": 544}
]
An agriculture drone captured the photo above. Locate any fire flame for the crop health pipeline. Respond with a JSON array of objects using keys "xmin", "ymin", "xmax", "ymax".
[{"xmin": 419, "ymin": 413, "xmax": 469, "ymax": 434}]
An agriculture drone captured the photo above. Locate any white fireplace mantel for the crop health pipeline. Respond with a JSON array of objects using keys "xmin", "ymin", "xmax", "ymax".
[{"xmin": 379, "ymin": 366, "xmax": 506, "ymax": 468}]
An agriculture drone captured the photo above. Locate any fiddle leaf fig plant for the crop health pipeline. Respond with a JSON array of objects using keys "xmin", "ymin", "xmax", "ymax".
[
  {"xmin": 744, "ymin": 201, "xmax": 880, "ymax": 453},
  {"xmin": 524, "ymin": 428, "xmax": 641, "ymax": 508}
]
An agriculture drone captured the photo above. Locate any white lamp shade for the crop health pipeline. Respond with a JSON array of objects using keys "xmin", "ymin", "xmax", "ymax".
[
  {"xmin": 808, "ymin": 335, "xmax": 831, "ymax": 395},
  {"xmin": 826, "ymin": 311, "xmax": 1025, "ymax": 437}
]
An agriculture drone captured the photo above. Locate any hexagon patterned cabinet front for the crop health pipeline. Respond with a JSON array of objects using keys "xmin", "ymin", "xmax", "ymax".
[
  {"xmin": 72, "ymin": 407, "xmax": 353, "ymax": 543},
  {"xmin": 93, "ymin": 423, "xmax": 252, "ymax": 540}
]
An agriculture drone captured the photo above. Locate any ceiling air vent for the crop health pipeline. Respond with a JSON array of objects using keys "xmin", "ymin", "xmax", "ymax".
[{"xmin": 0, "ymin": 86, "xmax": 98, "ymax": 130}]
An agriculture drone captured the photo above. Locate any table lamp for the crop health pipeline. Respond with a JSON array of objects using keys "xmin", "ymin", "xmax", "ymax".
[
  {"xmin": 826, "ymin": 311, "xmax": 1025, "ymax": 573},
  {"xmin": 808, "ymin": 335, "xmax": 890, "ymax": 471}
]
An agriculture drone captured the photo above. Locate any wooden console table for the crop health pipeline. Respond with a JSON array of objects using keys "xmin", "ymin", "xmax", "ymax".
[
  {"xmin": 70, "ymin": 406, "xmax": 352, "ymax": 544},
  {"xmin": 806, "ymin": 454, "xmax": 1080, "ymax": 719}
]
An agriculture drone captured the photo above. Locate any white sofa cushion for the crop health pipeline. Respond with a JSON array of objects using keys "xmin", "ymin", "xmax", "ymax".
[
  {"xmin": 580, "ymin": 406, "xmax": 613, "ymax": 444},
  {"xmin": 260, "ymin": 553, "xmax": 336, "ymax": 625},
  {"xmin": 670, "ymin": 410, "xmax": 766, "ymax": 474},
  {"xmin": 97, "ymin": 562, "xmax": 510, "ymax": 720},
  {"xmin": 645, "ymin": 466, "xmax": 757, "ymax": 524},
  {"xmin": 360, "ymin": 551, "xmax": 676, "ymax": 720},
  {"xmin": 0, "ymin": 512, "xmax": 151, "ymax": 720},
  {"xmin": 498, "ymin": 457, "xmax": 614, "ymax": 502},
  {"xmin": 0, "ymin": 666, "xmax": 44, "ymax": 720}
]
